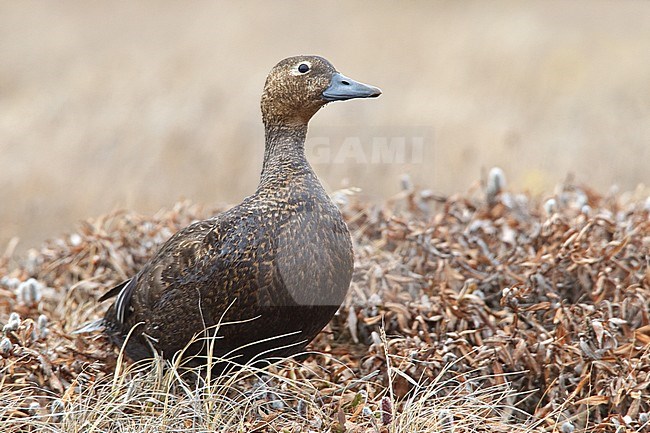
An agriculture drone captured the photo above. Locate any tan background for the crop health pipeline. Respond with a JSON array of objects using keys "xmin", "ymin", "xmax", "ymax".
[{"xmin": 1, "ymin": 0, "xmax": 649, "ymax": 253}]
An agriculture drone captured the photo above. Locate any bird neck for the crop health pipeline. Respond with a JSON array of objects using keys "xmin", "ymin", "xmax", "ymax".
[{"xmin": 259, "ymin": 123, "xmax": 315, "ymax": 189}]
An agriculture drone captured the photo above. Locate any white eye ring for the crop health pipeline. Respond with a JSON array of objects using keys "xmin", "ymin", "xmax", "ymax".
[{"xmin": 290, "ymin": 61, "xmax": 312, "ymax": 76}]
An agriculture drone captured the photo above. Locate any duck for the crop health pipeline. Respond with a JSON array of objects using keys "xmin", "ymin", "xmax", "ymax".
[{"xmin": 99, "ymin": 55, "xmax": 381, "ymax": 367}]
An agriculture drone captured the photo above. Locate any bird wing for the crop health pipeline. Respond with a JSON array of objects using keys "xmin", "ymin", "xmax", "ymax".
[{"xmin": 101, "ymin": 217, "xmax": 222, "ymax": 325}]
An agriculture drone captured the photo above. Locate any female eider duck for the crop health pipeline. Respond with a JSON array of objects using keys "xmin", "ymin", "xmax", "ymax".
[{"xmin": 99, "ymin": 55, "xmax": 381, "ymax": 367}]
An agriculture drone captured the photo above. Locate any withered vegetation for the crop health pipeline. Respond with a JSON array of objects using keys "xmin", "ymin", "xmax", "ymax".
[{"xmin": 1, "ymin": 178, "xmax": 648, "ymax": 432}]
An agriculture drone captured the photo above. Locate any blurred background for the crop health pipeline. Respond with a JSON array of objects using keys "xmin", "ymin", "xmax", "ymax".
[{"xmin": 1, "ymin": 0, "xmax": 649, "ymax": 253}]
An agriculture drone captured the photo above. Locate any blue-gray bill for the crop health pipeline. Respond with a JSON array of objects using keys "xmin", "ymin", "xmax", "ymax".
[{"xmin": 322, "ymin": 72, "xmax": 382, "ymax": 101}]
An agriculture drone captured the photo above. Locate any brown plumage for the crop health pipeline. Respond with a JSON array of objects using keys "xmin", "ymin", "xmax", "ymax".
[{"xmin": 100, "ymin": 55, "xmax": 381, "ymax": 367}]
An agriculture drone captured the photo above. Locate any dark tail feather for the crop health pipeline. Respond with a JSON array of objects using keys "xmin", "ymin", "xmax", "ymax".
[
  {"xmin": 73, "ymin": 279, "xmax": 133, "ymax": 335},
  {"xmin": 99, "ymin": 279, "xmax": 130, "ymax": 302}
]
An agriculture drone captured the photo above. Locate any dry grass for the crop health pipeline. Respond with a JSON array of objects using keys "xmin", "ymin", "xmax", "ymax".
[
  {"xmin": 1, "ymin": 171, "xmax": 649, "ymax": 432},
  {"xmin": 0, "ymin": 340, "xmax": 539, "ymax": 433}
]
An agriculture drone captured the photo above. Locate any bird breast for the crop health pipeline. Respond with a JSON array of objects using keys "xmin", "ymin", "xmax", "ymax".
[{"xmin": 271, "ymin": 198, "xmax": 353, "ymax": 307}]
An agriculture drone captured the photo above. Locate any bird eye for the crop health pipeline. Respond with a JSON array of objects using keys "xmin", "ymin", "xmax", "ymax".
[{"xmin": 298, "ymin": 63, "xmax": 310, "ymax": 74}]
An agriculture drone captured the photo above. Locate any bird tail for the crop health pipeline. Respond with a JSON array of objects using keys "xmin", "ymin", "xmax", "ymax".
[{"xmin": 71, "ymin": 319, "xmax": 105, "ymax": 334}]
